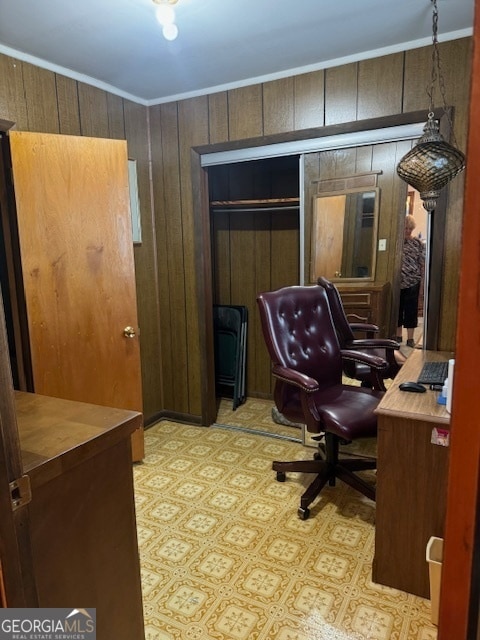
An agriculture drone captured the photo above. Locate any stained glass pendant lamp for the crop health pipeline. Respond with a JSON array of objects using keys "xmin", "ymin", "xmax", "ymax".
[{"xmin": 396, "ymin": 0, "xmax": 466, "ymax": 212}]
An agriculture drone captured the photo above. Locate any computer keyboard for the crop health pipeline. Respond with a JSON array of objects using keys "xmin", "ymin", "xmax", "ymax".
[{"xmin": 417, "ymin": 361, "xmax": 449, "ymax": 385}]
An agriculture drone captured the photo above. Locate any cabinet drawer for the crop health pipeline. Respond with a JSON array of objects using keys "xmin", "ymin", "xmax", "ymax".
[{"xmin": 340, "ymin": 293, "xmax": 372, "ymax": 308}]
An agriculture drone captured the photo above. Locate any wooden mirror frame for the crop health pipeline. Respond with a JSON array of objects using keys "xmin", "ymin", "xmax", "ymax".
[{"xmin": 310, "ymin": 186, "xmax": 379, "ymax": 283}]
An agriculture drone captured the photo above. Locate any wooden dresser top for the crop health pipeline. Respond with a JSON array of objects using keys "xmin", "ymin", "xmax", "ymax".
[{"xmin": 15, "ymin": 391, "xmax": 142, "ymax": 487}]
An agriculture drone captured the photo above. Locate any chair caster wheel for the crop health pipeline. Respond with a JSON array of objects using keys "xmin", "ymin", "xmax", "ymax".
[
  {"xmin": 298, "ymin": 507, "xmax": 310, "ymax": 520},
  {"xmin": 276, "ymin": 471, "xmax": 286, "ymax": 482}
]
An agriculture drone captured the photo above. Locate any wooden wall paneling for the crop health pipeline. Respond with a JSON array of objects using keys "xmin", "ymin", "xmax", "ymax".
[
  {"xmin": 210, "ymin": 165, "xmax": 231, "ymax": 201},
  {"xmin": 324, "ymin": 63, "xmax": 358, "ymax": 126},
  {"xmin": 303, "ymin": 152, "xmax": 321, "ymax": 283},
  {"xmin": 371, "ymin": 142, "xmax": 398, "ymax": 286},
  {"xmin": 320, "ymin": 147, "xmax": 357, "ymax": 181},
  {"xmin": 268, "ymin": 209, "xmax": 299, "ymax": 392},
  {"xmin": 270, "ymin": 211, "xmax": 299, "ymax": 290},
  {"xmin": 124, "ymin": 101, "xmax": 151, "ymax": 249},
  {"xmin": 436, "ymin": 39, "xmax": 471, "ymax": 351},
  {"xmin": 158, "ymin": 102, "xmax": 189, "ymax": 412},
  {"xmin": 0, "ymin": 55, "xmax": 28, "ymax": 128},
  {"xmin": 403, "ymin": 44, "xmax": 432, "ymax": 113},
  {"xmin": 55, "ymin": 75, "xmax": 81, "ymax": 135},
  {"xmin": 212, "ymin": 211, "xmax": 231, "ymax": 303},
  {"xmin": 149, "ymin": 104, "xmax": 169, "ymax": 417},
  {"xmin": 438, "ymin": 39, "xmax": 472, "ymax": 150},
  {"xmin": 21, "ymin": 63, "xmax": 59, "ymax": 133},
  {"xmin": 294, "ymin": 70, "xmax": 325, "ymax": 131},
  {"xmin": 403, "ymin": 39, "xmax": 471, "ymax": 116},
  {"xmin": 228, "ymin": 163, "xmax": 249, "ymax": 200},
  {"xmin": 77, "ymin": 83, "xmax": 109, "ymax": 138},
  {"xmin": 228, "ymin": 85, "xmax": 263, "ymax": 141},
  {"xmin": 263, "ymin": 77, "xmax": 295, "ymax": 136},
  {"xmin": 254, "ymin": 213, "xmax": 273, "ymax": 396},
  {"xmin": 229, "ymin": 213, "xmax": 257, "ymax": 395},
  {"xmin": 208, "ymin": 92, "xmax": 229, "ymax": 144},
  {"xmin": 354, "ymin": 145, "xmax": 373, "ymax": 175},
  {"xmin": 357, "ymin": 54, "xmax": 404, "ymax": 120},
  {"xmin": 178, "ymin": 96, "xmax": 210, "ymax": 414},
  {"xmin": 107, "ymin": 93, "xmax": 126, "ymax": 140},
  {"xmin": 439, "ymin": 173, "xmax": 465, "ymax": 351},
  {"xmin": 124, "ymin": 100, "xmax": 163, "ymax": 421}
]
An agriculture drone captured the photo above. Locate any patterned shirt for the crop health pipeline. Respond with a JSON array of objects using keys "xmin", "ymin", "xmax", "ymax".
[{"xmin": 400, "ymin": 237, "xmax": 425, "ymax": 289}]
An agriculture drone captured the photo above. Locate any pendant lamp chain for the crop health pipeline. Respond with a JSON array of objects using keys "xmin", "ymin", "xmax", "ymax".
[
  {"xmin": 426, "ymin": 0, "xmax": 457, "ymax": 147},
  {"xmin": 396, "ymin": 0, "xmax": 465, "ymax": 212}
]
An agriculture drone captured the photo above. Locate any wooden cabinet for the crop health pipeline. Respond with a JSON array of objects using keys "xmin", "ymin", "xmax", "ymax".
[
  {"xmin": 14, "ymin": 391, "xmax": 145, "ymax": 639},
  {"xmin": 336, "ymin": 282, "xmax": 391, "ymax": 337},
  {"xmin": 373, "ymin": 350, "xmax": 451, "ymax": 598}
]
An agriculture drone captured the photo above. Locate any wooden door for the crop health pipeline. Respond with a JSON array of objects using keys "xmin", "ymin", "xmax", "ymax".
[
  {"xmin": 439, "ymin": 0, "xmax": 480, "ymax": 635},
  {"xmin": 8, "ymin": 131, "xmax": 144, "ymax": 461},
  {"xmin": 312, "ymin": 194, "xmax": 345, "ymax": 279}
]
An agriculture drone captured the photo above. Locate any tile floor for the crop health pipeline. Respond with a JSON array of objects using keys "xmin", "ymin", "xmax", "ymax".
[{"xmin": 133, "ymin": 398, "xmax": 437, "ymax": 640}]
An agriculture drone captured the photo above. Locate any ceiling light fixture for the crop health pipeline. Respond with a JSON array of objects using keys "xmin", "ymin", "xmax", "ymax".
[
  {"xmin": 396, "ymin": 0, "xmax": 465, "ymax": 212},
  {"xmin": 152, "ymin": 0, "xmax": 179, "ymax": 41}
]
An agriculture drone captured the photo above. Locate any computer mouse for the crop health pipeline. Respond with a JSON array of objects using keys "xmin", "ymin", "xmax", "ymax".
[{"xmin": 399, "ymin": 381, "xmax": 427, "ymax": 393}]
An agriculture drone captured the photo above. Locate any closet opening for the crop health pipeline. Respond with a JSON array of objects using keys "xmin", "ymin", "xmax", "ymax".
[{"xmin": 208, "ymin": 155, "xmax": 300, "ymax": 418}]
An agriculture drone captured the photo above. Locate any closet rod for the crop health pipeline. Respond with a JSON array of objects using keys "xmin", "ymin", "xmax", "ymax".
[{"xmin": 211, "ymin": 206, "xmax": 300, "ymax": 214}]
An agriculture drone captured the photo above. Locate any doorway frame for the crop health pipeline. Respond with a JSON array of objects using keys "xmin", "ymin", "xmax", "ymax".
[{"xmin": 191, "ymin": 110, "xmax": 445, "ymax": 426}]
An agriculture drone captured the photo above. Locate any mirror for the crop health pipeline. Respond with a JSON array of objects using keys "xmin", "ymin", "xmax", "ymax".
[{"xmin": 310, "ymin": 187, "xmax": 379, "ymax": 282}]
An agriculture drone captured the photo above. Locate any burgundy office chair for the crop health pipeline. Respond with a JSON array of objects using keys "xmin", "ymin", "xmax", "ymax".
[
  {"xmin": 257, "ymin": 285, "xmax": 387, "ymax": 519},
  {"xmin": 317, "ymin": 276, "xmax": 402, "ymax": 389}
]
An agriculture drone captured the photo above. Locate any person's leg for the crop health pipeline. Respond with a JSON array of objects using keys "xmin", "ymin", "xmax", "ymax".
[
  {"xmin": 397, "ymin": 289, "xmax": 406, "ymax": 342},
  {"xmin": 403, "ymin": 282, "xmax": 420, "ymax": 347}
]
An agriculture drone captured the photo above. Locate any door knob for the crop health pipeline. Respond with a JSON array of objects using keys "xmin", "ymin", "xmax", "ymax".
[{"xmin": 124, "ymin": 326, "xmax": 136, "ymax": 338}]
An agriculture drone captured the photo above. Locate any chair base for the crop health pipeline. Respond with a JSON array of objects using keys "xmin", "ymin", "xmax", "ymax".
[{"xmin": 273, "ymin": 439, "xmax": 376, "ymax": 519}]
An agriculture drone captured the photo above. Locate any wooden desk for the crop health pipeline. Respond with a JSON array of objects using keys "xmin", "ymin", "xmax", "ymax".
[
  {"xmin": 15, "ymin": 391, "xmax": 145, "ymax": 639},
  {"xmin": 373, "ymin": 350, "xmax": 452, "ymax": 598}
]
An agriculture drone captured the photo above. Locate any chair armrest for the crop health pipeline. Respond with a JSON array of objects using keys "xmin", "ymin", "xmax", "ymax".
[
  {"xmin": 344, "ymin": 339, "xmax": 402, "ymax": 375},
  {"xmin": 349, "ymin": 322, "xmax": 379, "ymax": 334},
  {"xmin": 271, "ymin": 364, "xmax": 319, "ymax": 392},
  {"xmin": 341, "ymin": 349, "xmax": 389, "ymax": 372},
  {"xmin": 341, "ymin": 349, "xmax": 389, "ymax": 391},
  {"xmin": 345, "ymin": 338, "xmax": 400, "ymax": 350}
]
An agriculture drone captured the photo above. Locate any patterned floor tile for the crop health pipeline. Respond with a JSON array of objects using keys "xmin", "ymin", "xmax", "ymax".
[{"xmin": 135, "ymin": 398, "xmax": 438, "ymax": 639}]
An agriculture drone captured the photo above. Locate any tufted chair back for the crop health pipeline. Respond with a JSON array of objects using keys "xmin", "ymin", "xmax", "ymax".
[
  {"xmin": 317, "ymin": 276, "xmax": 402, "ymax": 384},
  {"xmin": 257, "ymin": 285, "xmax": 343, "ymax": 391},
  {"xmin": 316, "ymin": 277, "xmax": 356, "ymax": 343}
]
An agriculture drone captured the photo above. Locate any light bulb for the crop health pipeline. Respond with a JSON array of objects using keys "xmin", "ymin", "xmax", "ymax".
[
  {"xmin": 162, "ymin": 23, "xmax": 178, "ymax": 40},
  {"xmin": 155, "ymin": 4, "xmax": 175, "ymax": 26}
]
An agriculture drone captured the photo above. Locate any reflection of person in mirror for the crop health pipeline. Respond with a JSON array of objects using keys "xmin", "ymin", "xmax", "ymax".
[{"xmin": 397, "ymin": 214, "xmax": 425, "ymax": 348}]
